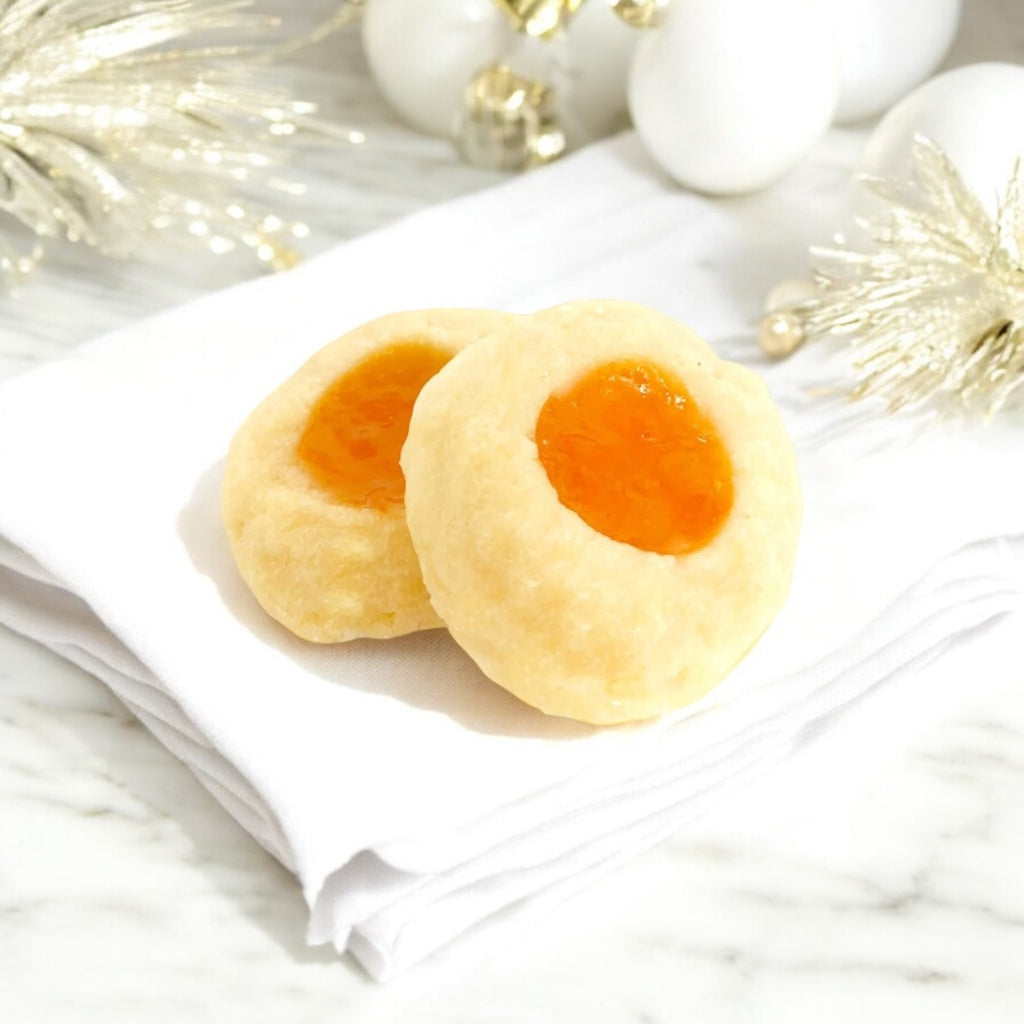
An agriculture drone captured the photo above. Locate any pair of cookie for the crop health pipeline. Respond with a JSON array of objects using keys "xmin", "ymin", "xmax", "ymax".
[{"xmin": 222, "ymin": 301, "xmax": 800, "ymax": 724}]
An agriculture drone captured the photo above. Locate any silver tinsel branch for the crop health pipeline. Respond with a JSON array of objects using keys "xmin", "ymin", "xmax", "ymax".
[
  {"xmin": 799, "ymin": 136, "xmax": 1024, "ymax": 416},
  {"xmin": 0, "ymin": 0, "xmax": 364, "ymax": 286}
]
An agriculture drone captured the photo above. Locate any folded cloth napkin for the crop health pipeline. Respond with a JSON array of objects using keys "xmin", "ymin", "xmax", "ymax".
[{"xmin": 1, "ymin": 132, "xmax": 1022, "ymax": 980}]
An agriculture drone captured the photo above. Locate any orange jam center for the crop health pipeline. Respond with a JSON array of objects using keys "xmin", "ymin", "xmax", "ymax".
[
  {"xmin": 297, "ymin": 342, "xmax": 451, "ymax": 510},
  {"xmin": 535, "ymin": 360, "xmax": 734, "ymax": 555}
]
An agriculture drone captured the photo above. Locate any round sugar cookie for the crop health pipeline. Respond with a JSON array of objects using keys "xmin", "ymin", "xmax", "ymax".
[
  {"xmin": 222, "ymin": 308, "xmax": 517, "ymax": 642},
  {"xmin": 401, "ymin": 300, "xmax": 801, "ymax": 724}
]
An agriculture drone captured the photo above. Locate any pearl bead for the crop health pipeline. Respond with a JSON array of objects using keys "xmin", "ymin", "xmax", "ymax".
[
  {"xmin": 758, "ymin": 279, "xmax": 817, "ymax": 358},
  {"xmin": 758, "ymin": 310, "xmax": 806, "ymax": 358}
]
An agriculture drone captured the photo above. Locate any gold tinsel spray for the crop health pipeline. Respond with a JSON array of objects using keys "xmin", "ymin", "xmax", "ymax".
[
  {"xmin": 760, "ymin": 136, "xmax": 1024, "ymax": 417},
  {"xmin": 0, "ymin": 0, "xmax": 365, "ymax": 287}
]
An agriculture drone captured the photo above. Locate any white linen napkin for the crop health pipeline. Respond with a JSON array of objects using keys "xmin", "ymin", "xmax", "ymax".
[{"xmin": 1, "ymin": 132, "xmax": 1022, "ymax": 980}]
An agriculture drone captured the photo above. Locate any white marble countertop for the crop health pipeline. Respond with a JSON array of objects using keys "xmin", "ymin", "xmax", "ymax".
[{"xmin": 3, "ymin": 4, "xmax": 1024, "ymax": 1021}]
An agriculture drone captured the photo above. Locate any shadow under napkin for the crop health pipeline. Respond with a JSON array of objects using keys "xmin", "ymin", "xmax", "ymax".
[{"xmin": 177, "ymin": 460, "xmax": 594, "ymax": 741}]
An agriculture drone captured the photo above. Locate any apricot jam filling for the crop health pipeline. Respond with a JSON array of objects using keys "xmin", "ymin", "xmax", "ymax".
[
  {"xmin": 535, "ymin": 360, "xmax": 734, "ymax": 555},
  {"xmin": 297, "ymin": 342, "xmax": 451, "ymax": 510}
]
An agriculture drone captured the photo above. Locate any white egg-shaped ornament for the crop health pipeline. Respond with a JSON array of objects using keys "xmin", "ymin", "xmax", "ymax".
[
  {"xmin": 859, "ymin": 63, "xmax": 1024, "ymax": 219},
  {"xmin": 817, "ymin": 0, "xmax": 962, "ymax": 124},
  {"xmin": 628, "ymin": 0, "xmax": 841, "ymax": 196},
  {"xmin": 362, "ymin": 0, "xmax": 512, "ymax": 138}
]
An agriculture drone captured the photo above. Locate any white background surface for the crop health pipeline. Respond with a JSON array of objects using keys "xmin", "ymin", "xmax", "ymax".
[{"xmin": 2, "ymin": 2, "xmax": 1024, "ymax": 1020}]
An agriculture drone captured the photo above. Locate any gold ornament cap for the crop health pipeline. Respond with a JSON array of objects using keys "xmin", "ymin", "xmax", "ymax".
[
  {"xmin": 609, "ymin": 0, "xmax": 671, "ymax": 29},
  {"xmin": 454, "ymin": 63, "xmax": 566, "ymax": 172},
  {"xmin": 493, "ymin": 0, "xmax": 583, "ymax": 37}
]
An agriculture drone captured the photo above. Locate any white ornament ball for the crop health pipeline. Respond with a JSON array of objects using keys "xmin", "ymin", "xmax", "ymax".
[
  {"xmin": 859, "ymin": 63, "xmax": 1024, "ymax": 219},
  {"xmin": 362, "ymin": 0, "xmax": 639, "ymax": 147},
  {"xmin": 817, "ymin": 0, "xmax": 962, "ymax": 124},
  {"xmin": 628, "ymin": 0, "xmax": 841, "ymax": 196},
  {"xmin": 362, "ymin": 0, "xmax": 510, "ymax": 138}
]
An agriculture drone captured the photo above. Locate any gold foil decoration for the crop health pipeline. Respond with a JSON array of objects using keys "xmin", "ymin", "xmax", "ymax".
[
  {"xmin": 608, "ymin": 0, "xmax": 671, "ymax": 29},
  {"xmin": 492, "ymin": 0, "xmax": 584, "ymax": 38},
  {"xmin": 454, "ymin": 64, "xmax": 567, "ymax": 172}
]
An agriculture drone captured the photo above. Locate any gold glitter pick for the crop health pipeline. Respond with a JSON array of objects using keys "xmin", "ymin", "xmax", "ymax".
[
  {"xmin": 492, "ymin": 0, "xmax": 584, "ymax": 38},
  {"xmin": 0, "ymin": 0, "xmax": 365, "ymax": 288},
  {"xmin": 787, "ymin": 135, "xmax": 1024, "ymax": 416},
  {"xmin": 454, "ymin": 63, "xmax": 566, "ymax": 172}
]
